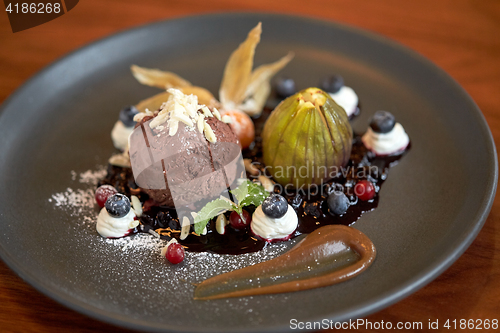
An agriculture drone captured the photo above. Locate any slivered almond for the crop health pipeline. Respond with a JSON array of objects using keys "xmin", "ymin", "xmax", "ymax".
[
  {"xmin": 173, "ymin": 101, "xmax": 184, "ymax": 116},
  {"xmin": 216, "ymin": 214, "xmax": 229, "ymax": 235},
  {"xmin": 221, "ymin": 115, "xmax": 232, "ymax": 123},
  {"xmin": 258, "ymin": 175, "xmax": 275, "ymax": 192},
  {"xmin": 131, "ymin": 195, "xmax": 143, "ymax": 217},
  {"xmin": 180, "ymin": 216, "xmax": 190, "ymax": 240},
  {"xmin": 133, "ymin": 109, "xmax": 153, "ymax": 122},
  {"xmin": 148, "ymin": 229, "xmax": 160, "ymax": 238},
  {"xmin": 244, "ymin": 159, "xmax": 259, "ymax": 176},
  {"xmin": 150, "ymin": 112, "xmax": 169, "ymax": 129},
  {"xmin": 212, "ymin": 107, "xmax": 221, "ymax": 120},
  {"xmin": 204, "ymin": 122, "xmax": 217, "ymax": 143},
  {"xmin": 160, "ymin": 238, "xmax": 178, "ymax": 256},
  {"xmin": 171, "ymin": 113, "xmax": 194, "ymax": 127},
  {"xmin": 129, "ymin": 219, "xmax": 140, "ymax": 229},
  {"xmin": 197, "ymin": 114, "xmax": 205, "ymax": 133},
  {"xmin": 184, "ymin": 98, "xmax": 198, "ymax": 118},
  {"xmin": 168, "ymin": 119, "xmax": 179, "ymax": 136},
  {"xmin": 108, "ymin": 153, "xmax": 131, "ymax": 168},
  {"xmin": 202, "ymin": 106, "xmax": 213, "ymax": 117}
]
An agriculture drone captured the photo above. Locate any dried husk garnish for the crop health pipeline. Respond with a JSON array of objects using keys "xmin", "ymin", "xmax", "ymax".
[
  {"xmin": 219, "ymin": 23, "xmax": 293, "ymax": 116},
  {"xmin": 131, "ymin": 23, "xmax": 292, "ymax": 117},
  {"xmin": 131, "ymin": 65, "xmax": 192, "ymax": 89}
]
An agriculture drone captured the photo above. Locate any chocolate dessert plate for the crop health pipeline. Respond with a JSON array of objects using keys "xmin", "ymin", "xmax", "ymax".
[{"xmin": 0, "ymin": 13, "xmax": 497, "ymax": 332}]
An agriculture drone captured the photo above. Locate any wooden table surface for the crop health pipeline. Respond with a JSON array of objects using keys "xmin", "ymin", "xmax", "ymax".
[{"xmin": 1, "ymin": 0, "xmax": 499, "ymax": 332}]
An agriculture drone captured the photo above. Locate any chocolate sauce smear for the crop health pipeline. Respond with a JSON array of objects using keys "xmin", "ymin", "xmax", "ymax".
[
  {"xmin": 193, "ymin": 225, "xmax": 376, "ymax": 300},
  {"xmin": 99, "ymin": 108, "xmax": 409, "ymax": 255}
]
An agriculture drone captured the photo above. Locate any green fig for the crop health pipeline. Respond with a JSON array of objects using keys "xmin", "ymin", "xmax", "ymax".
[{"xmin": 262, "ymin": 87, "xmax": 352, "ymax": 189}]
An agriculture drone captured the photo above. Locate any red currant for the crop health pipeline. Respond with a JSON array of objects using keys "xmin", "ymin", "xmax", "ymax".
[
  {"xmin": 166, "ymin": 243, "xmax": 185, "ymax": 264},
  {"xmin": 95, "ymin": 185, "xmax": 118, "ymax": 208},
  {"xmin": 229, "ymin": 210, "xmax": 252, "ymax": 229},
  {"xmin": 354, "ymin": 180, "xmax": 376, "ymax": 201}
]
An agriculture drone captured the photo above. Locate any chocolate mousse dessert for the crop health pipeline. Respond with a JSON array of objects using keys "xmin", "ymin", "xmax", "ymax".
[{"xmin": 129, "ymin": 92, "xmax": 240, "ymax": 208}]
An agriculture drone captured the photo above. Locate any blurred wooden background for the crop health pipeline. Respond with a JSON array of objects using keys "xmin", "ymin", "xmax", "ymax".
[{"xmin": 1, "ymin": 0, "xmax": 499, "ymax": 332}]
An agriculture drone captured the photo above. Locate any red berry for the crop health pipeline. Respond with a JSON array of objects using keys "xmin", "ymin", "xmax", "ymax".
[
  {"xmin": 95, "ymin": 185, "xmax": 118, "ymax": 208},
  {"xmin": 354, "ymin": 180, "xmax": 376, "ymax": 201},
  {"xmin": 229, "ymin": 210, "xmax": 252, "ymax": 229},
  {"xmin": 166, "ymin": 243, "xmax": 185, "ymax": 264}
]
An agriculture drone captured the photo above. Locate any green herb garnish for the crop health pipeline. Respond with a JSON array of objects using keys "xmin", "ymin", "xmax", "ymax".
[{"xmin": 192, "ymin": 180, "xmax": 269, "ymax": 235}]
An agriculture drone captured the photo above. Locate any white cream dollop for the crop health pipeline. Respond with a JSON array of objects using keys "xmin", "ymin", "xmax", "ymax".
[
  {"xmin": 96, "ymin": 207, "xmax": 139, "ymax": 238},
  {"xmin": 329, "ymin": 86, "xmax": 358, "ymax": 117},
  {"xmin": 251, "ymin": 204, "xmax": 298, "ymax": 241},
  {"xmin": 362, "ymin": 123, "xmax": 410, "ymax": 156},
  {"xmin": 111, "ymin": 120, "xmax": 134, "ymax": 151}
]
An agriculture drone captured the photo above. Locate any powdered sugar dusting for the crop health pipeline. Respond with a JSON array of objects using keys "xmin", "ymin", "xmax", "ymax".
[
  {"xmin": 176, "ymin": 240, "xmax": 297, "ymax": 283},
  {"xmin": 104, "ymin": 233, "xmax": 166, "ymax": 252},
  {"xmin": 44, "ymin": 166, "xmax": 303, "ymax": 328},
  {"xmin": 48, "ymin": 168, "xmax": 106, "ymax": 218},
  {"xmin": 49, "ymin": 188, "xmax": 95, "ymax": 216},
  {"xmin": 79, "ymin": 166, "xmax": 107, "ymax": 185}
]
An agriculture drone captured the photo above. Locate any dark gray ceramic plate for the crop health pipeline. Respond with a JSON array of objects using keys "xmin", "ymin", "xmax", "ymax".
[{"xmin": 0, "ymin": 13, "xmax": 497, "ymax": 333}]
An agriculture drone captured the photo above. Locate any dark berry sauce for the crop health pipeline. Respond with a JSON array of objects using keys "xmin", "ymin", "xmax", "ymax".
[{"xmin": 98, "ymin": 108, "xmax": 409, "ymax": 255}]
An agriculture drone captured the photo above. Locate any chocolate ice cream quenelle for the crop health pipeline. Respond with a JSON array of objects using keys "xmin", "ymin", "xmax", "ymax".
[{"xmin": 129, "ymin": 88, "xmax": 243, "ymax": 212}]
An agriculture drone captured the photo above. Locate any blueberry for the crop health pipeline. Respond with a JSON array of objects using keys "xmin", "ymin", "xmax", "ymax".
[
  {"xmin": 369, "ymin": 110, "xmax": 396, "ymax": 134},
  {"xmin": 262, "ymin": 194, "xmax": 288, "ymax": 218},
  {"xmin": 105, "ymin": 194, "xmax": 131, "ymax": 218},
  {"xmin": 327, "ymin": 191, "xmax": 350, "ymax": 215},
  {"xmin": 275, "ymin": 77, "xmax": 296, "ymax": 99},
  {"xmin": 119, "ymin": 106, "xmax": 139, "ymax": 127},
  {"xmin": 320, "ymin": 74, "xmax": 344, "ymax": 94}
]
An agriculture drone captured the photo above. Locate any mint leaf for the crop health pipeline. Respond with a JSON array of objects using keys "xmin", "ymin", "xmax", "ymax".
[
  {"xmin": 231, "ymin": 180, "xmax": 269, "ymax": 208},
  {"xmin": 191, "ymin": 181, "xmax": 269, "ymax": 236},
  {"xmin": 194, "ymin": 198, "xmax": 235, "ymax": 224},
  {"xmin": 230, "ymin": 179, "xmax": 252, "ymax": 204}
]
